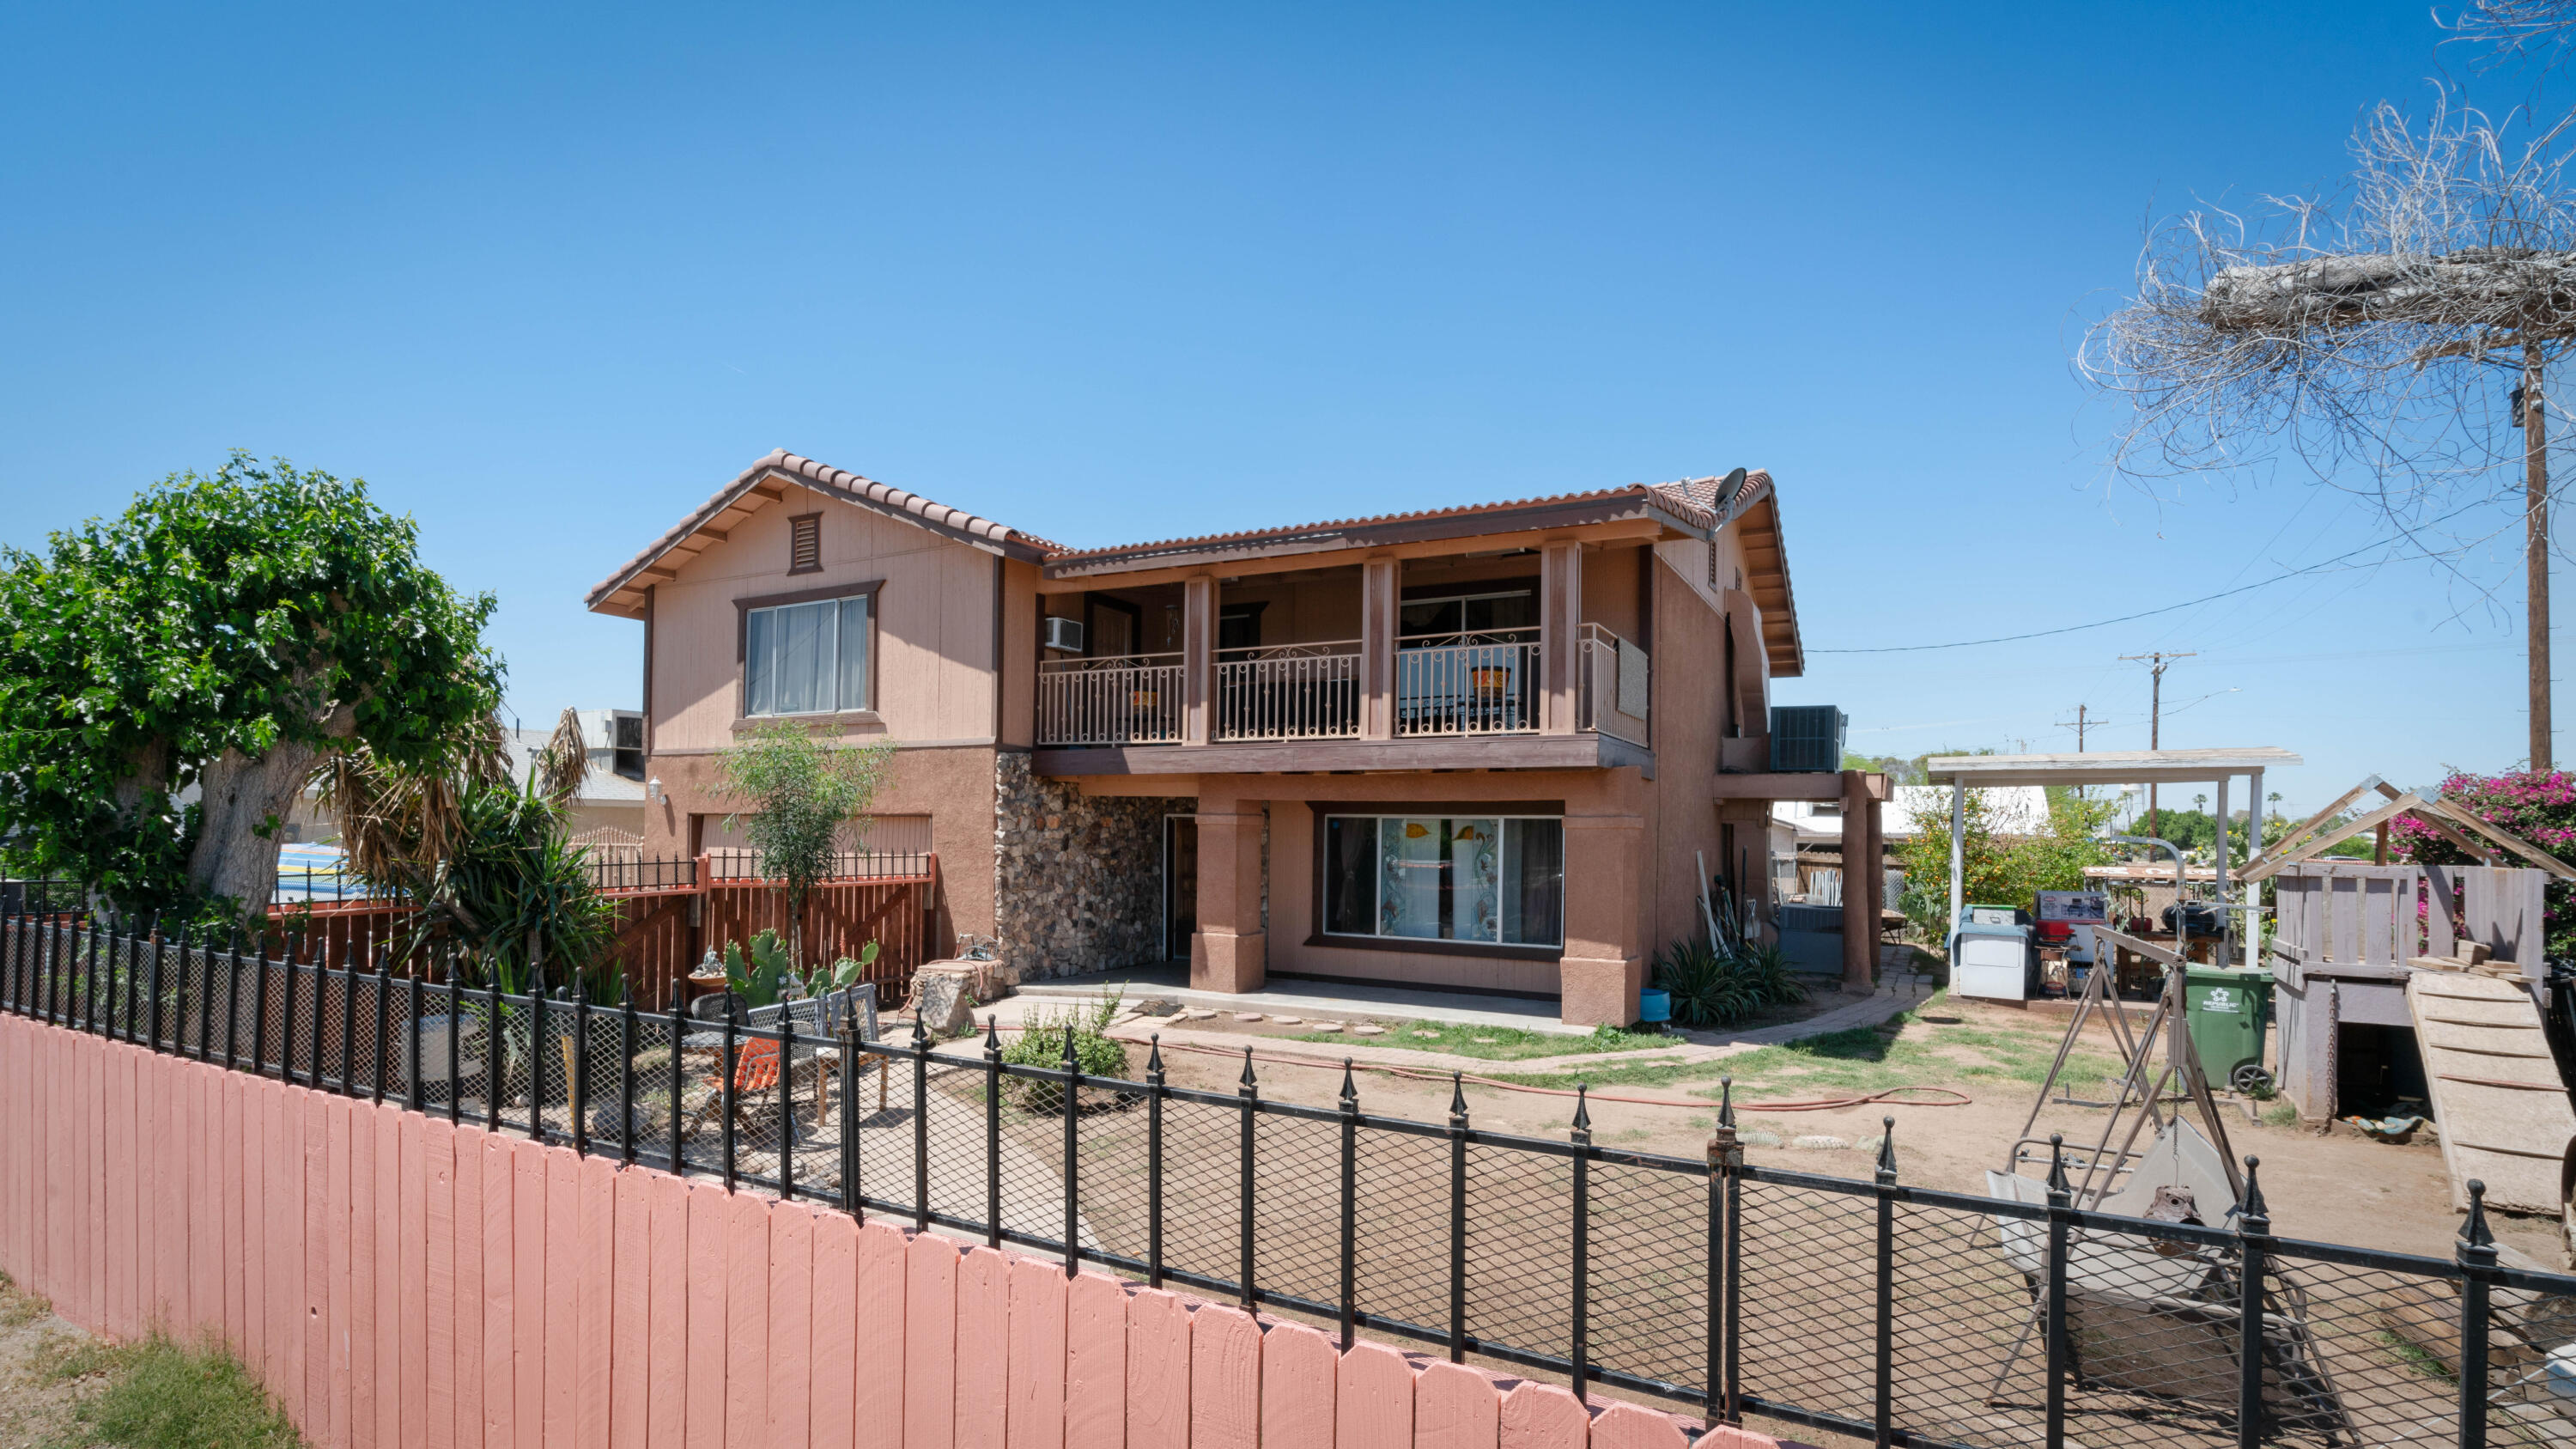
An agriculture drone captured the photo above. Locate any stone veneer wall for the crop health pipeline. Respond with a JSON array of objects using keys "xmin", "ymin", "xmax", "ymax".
[{"xmin": 993, "ymin": 752, "xmax": 1194, "ymax": 980}]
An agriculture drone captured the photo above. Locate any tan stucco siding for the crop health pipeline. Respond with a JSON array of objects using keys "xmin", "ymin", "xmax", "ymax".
[{"xmin": 648, "ymin": 490, "xmax": 1002, "ymax": 752}]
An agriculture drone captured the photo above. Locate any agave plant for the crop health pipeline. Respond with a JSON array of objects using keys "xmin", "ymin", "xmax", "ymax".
[{"xmin": 1653, "ymin": 937, "xmax": 1812, "ymax": 1030}]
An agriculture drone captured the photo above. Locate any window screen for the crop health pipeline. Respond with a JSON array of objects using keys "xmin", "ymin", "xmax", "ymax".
[{"xmin": 745, "ymin": 594, "xmax": 870, "ymax": 715}]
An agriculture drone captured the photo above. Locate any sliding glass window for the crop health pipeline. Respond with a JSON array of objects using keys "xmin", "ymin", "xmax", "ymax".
[
  {"xmin": 745, "ymin": 594, "xmax": 871, "ymax": 715},
  {"xmin": 1321, "ymin": 814, "xmax": 1563, "ymax": 947}
]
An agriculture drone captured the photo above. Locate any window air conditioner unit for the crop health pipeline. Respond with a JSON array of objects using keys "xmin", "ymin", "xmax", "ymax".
[
  {"xmin": 1769, "ymin": 705, "xmax": 1846, "ymax": 773},
  {"xmin": 1044, "ymin": 616, "xmax": 1085, "ymax": 653}
]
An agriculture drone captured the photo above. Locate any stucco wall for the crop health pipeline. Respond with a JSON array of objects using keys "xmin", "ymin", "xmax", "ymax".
[
  {"xmin": 994, "ymin": 752, "xmax": 1192, "ymax": 979},
  {"xmin": 647, "ymin": 487, "xmax": 1002, "ymax": 754}
]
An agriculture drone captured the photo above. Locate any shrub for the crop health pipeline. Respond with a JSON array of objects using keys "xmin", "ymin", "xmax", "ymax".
[
  {"xmin": 1653, "ymin": 940, "xmax": 1809, "ymax": 1031},
  {"xmin": 1000, "ymin": 994, "xmax": 1129, "ymax": 1111}
]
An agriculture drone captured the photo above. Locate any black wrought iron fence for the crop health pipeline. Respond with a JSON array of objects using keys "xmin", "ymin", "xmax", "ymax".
[{"xmin": 3, "ymin": 905, "xmax": 2567, "ymax": 1449}]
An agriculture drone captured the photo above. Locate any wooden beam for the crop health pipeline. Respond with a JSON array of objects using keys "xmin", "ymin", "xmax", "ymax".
[
  {"xmin": 2248, "ymin": 776, "xmax": 2381, "ymax": 868},
  {"xmin": 2240, "ymin": 793, "xmax": 2426, "ymax": 883},
  {"xmin": 2419, "ymin": 796, "xmax": 2576, "ymax": 880}
]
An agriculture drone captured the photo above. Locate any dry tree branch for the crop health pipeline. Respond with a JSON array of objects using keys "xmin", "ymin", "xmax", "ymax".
[
  {"xmin": 2081, "ymin": 91, "xmax": 2576, "ymax": 599},
  {"xmin": 2443, "ymin": 0, "xmax": 2576, "ymax": 70}
]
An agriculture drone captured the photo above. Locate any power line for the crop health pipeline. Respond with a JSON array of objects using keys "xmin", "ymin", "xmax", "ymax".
[{"xmin": 2121, "ymin": 651, "xmax": 2196, "ymax": 838}]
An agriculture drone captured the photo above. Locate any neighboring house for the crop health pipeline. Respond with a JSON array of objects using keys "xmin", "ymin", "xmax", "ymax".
[
  {"xmin": 501, "ymin": 713, "xmax": 650, "ymax": 845},
  {"xmin": 1880, "ymin": 784, "xmax": 2052, "ymax": 838},
  {"xmin": 278, "ymin": 708, "xmax": 648, "ymax": 846},
  {"xmin": 586, "ymin": 449, "xmax": 1831, "ymax": 1024}
]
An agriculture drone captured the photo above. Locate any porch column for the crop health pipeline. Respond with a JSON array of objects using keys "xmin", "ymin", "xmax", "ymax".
[
  {"xmin": 2245, "ymin": 768, "xmax": 2265, "ymax": 969},
  {"xmin": 1946, "ymin": 782, "xmax": 1965, "ymax": 942},
  {"xmin": 1190, "ymin": 806, "xmax": 1267, "ymax": 993},
  {"xmin": 1182, "ymin": 575, "xmax": 1215, "ymax": 746},
  {"xmin": 1540, "ymin": 540, "xmax": 1582, "ymax": 734},
  {"xmin": 1840, "ymin": 769, "xmax": 1873, "ymax": 994},
  {"xmin": 1862, "ymin": 772, "xmax": 1887, "ymax": 987},
  {"xmin": 1359, "ymin": 557, "xmax": 1398, "ymax": 740},
  {"xmin": 1558, "ymin": 812, "xmax": 1644, "ymax": 1026}
]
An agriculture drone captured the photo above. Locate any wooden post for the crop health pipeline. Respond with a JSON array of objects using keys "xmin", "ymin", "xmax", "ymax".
[
  {"xmin": 1358, "ymin": 558, "xmax": 1398, "ymax": 741},
  {"xmin": 1862, "ymin": 775, "xmax": 1886, "ymax": 974},
  {"xmin": 2530, "ymin": 342, "xmax": 2554, "ymax": 774},
  {"xmin": 1182, "ymin": 576, "xmax": 1215, "ymax": 747},
  {"xmin": 1840, "ymin": 770, "xmax": 1873, "ymax": 995},
  {"xmin": 2245, "ymin": 768, "xmax": 2264, "ymax": 970},
  {"xmin": 1540, "ymin": 542, "xmax": 1582, "ymax": 735}
]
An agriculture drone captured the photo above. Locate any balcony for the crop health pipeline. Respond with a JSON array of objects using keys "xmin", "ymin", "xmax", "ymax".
[{"xmin": 1036, "ymin": 620, "xmax": 1651, "ymax": 774}]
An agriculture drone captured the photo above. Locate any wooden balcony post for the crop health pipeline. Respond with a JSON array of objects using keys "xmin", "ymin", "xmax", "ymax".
[
  {"xmin": 1183, "ymin": 575, "xmax": 1215, "ymax": 746},
  {"xmin": 1359, "ymin": 557, "xmax": 1398, "ymax": 740},
  {"xmin": 1540, "ymin": 541, "xmax": 1582, "ymax": 734},
  {"xmin": 1841, "ymin": 769, "xmax": 1874, "ymax": 995}
]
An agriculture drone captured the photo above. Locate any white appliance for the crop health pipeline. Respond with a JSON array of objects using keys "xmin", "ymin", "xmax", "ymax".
[
  {"xmin": 1954, "ymin": 921, "xmax": 2035, "ymax": 1000},
  {"xmin": 1043, "ymin": 615, "xmax": 1085, "ymax": 652}
]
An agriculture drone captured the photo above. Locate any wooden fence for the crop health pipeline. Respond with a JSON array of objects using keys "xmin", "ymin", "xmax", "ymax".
[{"xmin": 252, "ymin": 855, "xmax": 942, "ymax": 1009}]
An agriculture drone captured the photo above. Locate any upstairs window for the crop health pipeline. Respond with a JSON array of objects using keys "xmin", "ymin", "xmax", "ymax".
[{"xmin": 746, "ymin": 594, "xmax": 871, "ymax": 715}]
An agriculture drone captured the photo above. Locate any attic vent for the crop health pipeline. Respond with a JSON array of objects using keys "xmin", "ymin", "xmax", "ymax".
[{"xmin": 788, "ymin": 514, "xmax": 821, "ymax": 575}]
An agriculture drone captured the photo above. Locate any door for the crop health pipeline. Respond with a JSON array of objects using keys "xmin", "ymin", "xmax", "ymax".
[{"xmin": 1163, "ymin": 815, "xmax": 1199, "ymax": 962}]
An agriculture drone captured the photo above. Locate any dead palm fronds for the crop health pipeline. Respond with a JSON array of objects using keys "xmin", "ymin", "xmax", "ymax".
[
  {"xmin": 536, "ymin": 707, "xmax": 588, "ymax": 807},
  {"xmin": 310, "ymin": 714, "xmax": 510, "ymax": 890}
]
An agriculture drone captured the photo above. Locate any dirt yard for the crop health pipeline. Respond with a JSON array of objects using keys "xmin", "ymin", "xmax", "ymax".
[{"xmin": 1126, "ymin": 989, "xmax": 2560, "ymax": 1268}]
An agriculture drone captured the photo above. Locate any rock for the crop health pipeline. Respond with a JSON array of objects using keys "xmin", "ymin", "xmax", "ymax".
[
  {"xmin": 911, "ymin": 970, "xmax": 977, "ymax": 1034},
  {"xmin": 1137, "ymin": 996, "xmax": 1183, "ymax": 1017},
  {"xmin": 1790, "ymin": 1135, "xmax": 1849, "ymax": 1151},
  {"xmin": 1352, "ymin": 1025, "xmax": 1386, "ymax": 1037}
]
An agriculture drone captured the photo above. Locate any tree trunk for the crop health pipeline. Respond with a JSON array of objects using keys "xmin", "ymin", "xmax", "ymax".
[
  {"xmin": 2530, "ymin": 343, "xmax": 2554, "ymax": 775},
  {"xmin": 186, "ymin": 738, "xmax": 328, "ymax": 922}
]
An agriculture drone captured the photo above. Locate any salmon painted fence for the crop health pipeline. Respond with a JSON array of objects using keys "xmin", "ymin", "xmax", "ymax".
[{"xmin": 0, "ymin": 1014, "xmax": 1768, "ymax": 1449}]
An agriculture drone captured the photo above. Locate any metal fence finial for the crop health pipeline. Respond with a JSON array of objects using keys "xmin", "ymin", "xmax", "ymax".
[
  {"xmin": 1716, "ymin": 1075, "xmax": 1735, "ymax": 1128},
  {"xmin": 2237, "ymin": 1154, "xmax": 2269, "ymax": 1230},
  {"xmin": 1571, "ymin": 1081, "xmax": 1593, "ymax": 1143},
  {"xmin": 1874, "ymin": 1116, "xmax": 1897, "ymax": 1185},
  {"xmin": 983, "ymin": 1014, "xmax": 1001, "ymax": 1057},
  {"xmin": 1237, "ymin": 1044, "xmax": 1256, "ymax": 1094},
  {"xmin": 2044, "ymin": 1131, "xmax": 2069, "ymax": 1202},
  {"xmin": 1147, "ymin": 1033, "xmax": 1165, "ymax": 1083},
  {"xmin": 1448, "ymin": 1071, "xmax": 1467, "ymax": 1126},
  {"xmin": 911, "ymin": 1006, "xmax": 928, "ymax": 1046},
  {"xmin": 2462, "ymin": 1178, "xmax": 2494, "ymax": 1251}
]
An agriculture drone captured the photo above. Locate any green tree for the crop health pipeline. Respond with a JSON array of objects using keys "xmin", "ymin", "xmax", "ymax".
[
  {"xmin": 0, "ymin": 454, "xmax": 501, "ymax": 921},
  {"xmin": 1893, "ymin": 788, "xmax": 2117, "ymax": 936},
  {"xmin": 715, "ymin": 723, "xmax": 896, "ymax": 960}
]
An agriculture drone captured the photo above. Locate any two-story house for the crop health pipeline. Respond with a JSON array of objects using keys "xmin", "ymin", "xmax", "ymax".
[{"xmin": 586, "ymin": 449, "xmax": 1848, "ymax": 1025}]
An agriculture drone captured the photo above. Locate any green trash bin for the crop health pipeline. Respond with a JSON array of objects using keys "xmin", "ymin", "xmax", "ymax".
[{"xmin": 2183, "ymin": 965, "xmax": 2274, "ymax": 1093}]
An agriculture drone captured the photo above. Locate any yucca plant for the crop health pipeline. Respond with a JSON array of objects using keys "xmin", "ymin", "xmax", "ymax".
[{"xmin": 1653, "ymin": 938, "xmax": 1811, "ymax": 1030}]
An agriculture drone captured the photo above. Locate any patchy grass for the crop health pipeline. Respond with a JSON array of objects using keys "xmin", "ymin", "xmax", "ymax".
[
  {"xmin": 2263, "ymin": 1102, "xmax": 2302, "ymax": 1129},
  {"xmin": 1290, "ymin": 1020, "xmax": 1676, "ymax": 1061},
  {"xmin": 1486, "ymin": 995, "xmax": 2130, "ymax": 1103},
  {"xmin": 52, "ymin": 1335, "xmax": 302, "ymax": 1449}
]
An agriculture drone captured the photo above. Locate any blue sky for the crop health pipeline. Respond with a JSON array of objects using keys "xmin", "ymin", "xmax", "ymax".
[{"xmin": 0, "ymin": 2, "xmax": 2556, "ymax": 813}]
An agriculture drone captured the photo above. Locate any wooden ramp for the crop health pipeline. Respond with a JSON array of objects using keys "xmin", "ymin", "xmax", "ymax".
[{"xmin": 2406, "ymin": 971, "xmax": 2576, "ymax": 1214}]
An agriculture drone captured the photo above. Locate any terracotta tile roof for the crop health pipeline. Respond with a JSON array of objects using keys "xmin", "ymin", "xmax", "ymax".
[
  {"xmin": 586, "ymin": 449, "xmax": 1060, "ymax": 612},
  {"xmin": 1044, "ymin": 470, "xmax": 1770, "ymax": 565}
]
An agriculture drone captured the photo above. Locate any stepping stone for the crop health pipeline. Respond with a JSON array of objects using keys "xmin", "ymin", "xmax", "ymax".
[
  {"xmin": 1352, "ymin": 1025, "xmax": 1386, "ymax": 1036},
  {"xmin": 1309, "ymin": 1021, "xmax": 1344, "ymax": 1032},
  {"xmin": 1182, "ymin": 1009, "xmax": 1218, "ymax": 1020},
  {"xmin": 1236, "ymin": 1013, "xmax": 1264, "ymax": 1022},
  {"xmin": 1412, "ymin": 1030, "xmax": 1442, "ymax": 1039},
  {"xmin": 1790, "ymin": 1135, "xmax": 1849, "ymax": 1151},
  {"xmin": 1273, "ymin": 1017, "xmax": 1302, "ymax": 1025},
  {"xmin": 1472, "ymin": 1037, "xmax": 1498, "ymax": 1044},
  {"xmin": 1740, "ymin": 1129, "xmax": 1783, "ymax": 1148}
]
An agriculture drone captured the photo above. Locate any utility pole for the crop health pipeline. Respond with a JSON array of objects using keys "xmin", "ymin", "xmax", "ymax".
[
  {"xmin": 2524, "ymin": 346, "xmax": 2554, "ymax": 773},
  {"xmin": 2120, "ymin": 652, "xmax": 2196, "ymax": 839},
  {"xmin": 2057, "ymin": 704, "xmax": 2093, "ymax": 752}
]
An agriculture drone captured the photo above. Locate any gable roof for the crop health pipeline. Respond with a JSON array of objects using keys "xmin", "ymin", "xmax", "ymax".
[
  {"xmin": 586, "ymin": 453, "xmax": 1800, "ymax": 670},
  {"xmin": 586, "ymin": 450, "xmax": 1060, "ymax": 618}
]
